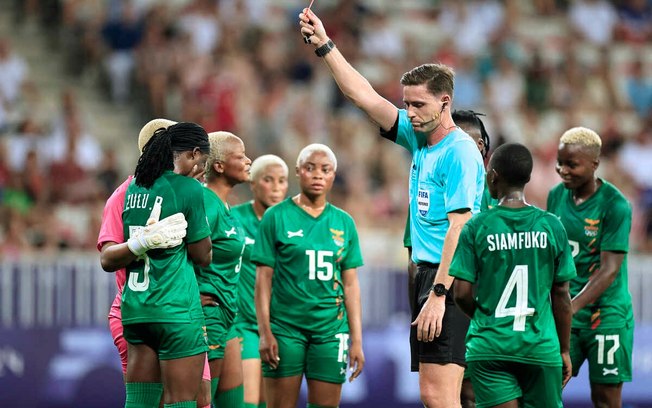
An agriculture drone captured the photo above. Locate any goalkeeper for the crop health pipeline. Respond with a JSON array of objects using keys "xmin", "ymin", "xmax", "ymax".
[{"xmin": 101, "ymin": 121, "xmax": 213, "ymax": 408}]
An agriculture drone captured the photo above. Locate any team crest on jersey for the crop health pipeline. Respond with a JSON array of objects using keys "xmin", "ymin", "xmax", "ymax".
[
  {"xmin": 417, "ymin": 188, "xmax": 429, "ymax": 216},
  {"xmin": 584, "ymin": 218, "xmax": 600, "ymax": 237},
  {"xmin": 330, "ymin": 228, "xmax": 344, "ymax": 247}
]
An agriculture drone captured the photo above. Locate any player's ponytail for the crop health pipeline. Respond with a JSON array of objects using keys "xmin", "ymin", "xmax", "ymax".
[
  {"xmin": 135, "ymin": 128, "xmax": 173, "ymax": 188},
  {"xmin": 134, "ymin": 122, "xmax": 210, "ymax": 189}
]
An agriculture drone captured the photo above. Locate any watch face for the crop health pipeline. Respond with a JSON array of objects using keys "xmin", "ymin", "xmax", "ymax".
[{"xmin": 433, "ymin": 284, "xmax": 447, "ymax": 296}]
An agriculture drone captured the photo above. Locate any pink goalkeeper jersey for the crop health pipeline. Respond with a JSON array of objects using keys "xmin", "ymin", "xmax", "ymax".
[{"xmin": 97, "ymin": 176, "xmax": 133, "ymax": 319}]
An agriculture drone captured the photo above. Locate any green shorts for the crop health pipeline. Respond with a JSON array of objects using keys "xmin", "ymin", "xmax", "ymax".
[
  {"xmin": 468, "ymin": 360, "xmax": 562, "ymax": 408},
  {"xmin": 570, "ymin": 322, "xmax": 633, "ymax": 384},
  {"xmin": 203, "ymin": 305, "xmax": 235, "ymax": 360},
  {"xmin": 263, "ymin": 326, "xmax": 349, "ymax": 384},
  {"xmin": 235, "ymin": 322, "xmax": 260, "ymax": 360},
  {"xmin": 123, "ymin": 321, "xmax": 208, "ymax": 360}
]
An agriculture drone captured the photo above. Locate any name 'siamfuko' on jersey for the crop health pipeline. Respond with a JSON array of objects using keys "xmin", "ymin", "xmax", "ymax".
[{"xmin": 487, "ymin": 231, "xmax": 548, "ymax": 252}]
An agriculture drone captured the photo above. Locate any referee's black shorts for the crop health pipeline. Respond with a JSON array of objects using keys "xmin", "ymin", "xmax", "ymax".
[{"xmin": 410, "ymin": 262, "xmax": 469, "ymax": 372}]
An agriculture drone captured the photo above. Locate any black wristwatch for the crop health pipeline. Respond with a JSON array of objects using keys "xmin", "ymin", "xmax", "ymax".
[
  {"xmin": 431, "ymin": 283, "xmax": 448, "ymax": 297},
  {"xmin": 315, "ymin": 39, "xmax": 336, "ymax": 57}
]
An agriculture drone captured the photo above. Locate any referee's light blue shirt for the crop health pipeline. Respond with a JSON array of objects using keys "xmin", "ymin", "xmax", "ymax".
[{"xmin": 394, "ymin": 109, "xmax": 485, "ymax": 264}]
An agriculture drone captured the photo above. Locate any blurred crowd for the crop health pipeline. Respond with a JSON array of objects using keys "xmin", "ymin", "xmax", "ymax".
[{"xmin": 1, "ymin": 0, "xmax": 652, "ymax": 260}]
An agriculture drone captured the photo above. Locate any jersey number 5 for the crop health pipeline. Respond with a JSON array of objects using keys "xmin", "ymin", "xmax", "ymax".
[
  {"xmin": 127, "ymin": 226, "xmax": 151, "ymax": 292},
  {"xmin": 495, "ymin": 265, "xmax": 535, "ymax": 331},
  {"xmin": 306, "ymin": 250, "xmax": 334, "ymax": 281}
]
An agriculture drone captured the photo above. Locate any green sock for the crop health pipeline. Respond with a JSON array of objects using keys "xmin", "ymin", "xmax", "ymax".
[
  {"xmin": 258, "ymin": 403, "xmax": 267, "ymax": 408},
  {"xmin": 124, "ymin": 382, "xmax": 163, "ymax": 408},
  {"xmin": 211, "ymin": 377, "xmax": 219, "ymax": 405},
  {"xmin": 244, "ymin": 403, "xmax": 257, "ymax": 408},
  {"xmin": 163, "ymin": 402, "xmax": 195, "ymax": 408},
  {"xmin": 216, "ymin": 384, "xmax": 244, "ymax": 408},
  {"xmin": 306, "ymin": 404, "xmax": 338, "ymax": 408}
]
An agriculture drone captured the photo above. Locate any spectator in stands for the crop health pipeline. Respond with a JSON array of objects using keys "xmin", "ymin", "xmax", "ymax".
[
  {"xmin": 618, "ymin": 123, "xmax": 652, "ymax": 249},
  {"xmin": 615, "ymin": 0, "xmax": 652, "ymax": 43},
  {"xmin": 0, "ymin": 37, "xmax": 28, "ymax": 108},
  {"xmin": 100, "ymin": 0, "xmax": 143, "ymax": 103},
  {"xmin": 625, "ymin": 58, "xmax": 652, "ymax": 119},
  {"xmin": 569, "ymin": 0, "xmax": 618, "ymax": 46},
  {"xmin": 48, "ymin": 114, "xmax": 102, "ymax": 172}
]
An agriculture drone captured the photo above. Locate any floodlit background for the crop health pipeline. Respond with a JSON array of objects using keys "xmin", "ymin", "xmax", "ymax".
[{"xmin": 0, "ymin": 0, "xmax": 651, "ymax": 406}]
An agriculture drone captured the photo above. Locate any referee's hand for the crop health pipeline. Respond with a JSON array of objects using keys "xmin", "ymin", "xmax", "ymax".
[
  {"xmin": 259, "ymin": 331, "xmax": 280, "ymax": 369},
  {"xmin": 411, "ymin": 293, "xmax": 446, "ymax": 342}
]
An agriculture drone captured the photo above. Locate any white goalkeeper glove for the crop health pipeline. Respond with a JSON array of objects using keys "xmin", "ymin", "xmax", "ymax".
[{"xmin": 127, "ymin": 212, "xmax": 188, "ymax": 257}]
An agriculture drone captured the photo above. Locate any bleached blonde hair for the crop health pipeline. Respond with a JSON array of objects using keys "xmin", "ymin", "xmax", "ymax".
[
  {"xmin": 250, "ymin": 154, "xmax": 288, "ymax": 182},
  {"xmin": 560, "ymin": 127, "xmax": 602, "ymax": 150},
  {"xmin": 205, "ymin": 131, "xmax": 243, "ymax": 180},
  {"xmin": 296, "ymin": 143, "xmax": 337, "ymax": 171},
  {"xmin": 138, "ymin": 118, "xmax": 177, "ymax": 154}
]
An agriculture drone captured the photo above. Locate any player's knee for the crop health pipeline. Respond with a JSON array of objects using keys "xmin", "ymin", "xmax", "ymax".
[
  {"xmin": 420, "ymin": 389, "xmax": 457, "ymax": 408},
  {"xmin": 590, "ymin": 384, "xmax": 622, "ymax": 408}
]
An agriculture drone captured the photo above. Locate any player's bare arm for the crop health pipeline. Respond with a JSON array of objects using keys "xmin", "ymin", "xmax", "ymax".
[
  {"xmin": 255, "ymin": 264, "xmax": 279, "ymax": 369},
  {"xmin": 342, "ymin": 268, "xmax": 365, "ymax": 382},
  {"xmin": 551, "ymin": 280, "xmax": 573, "ymax": 387},
  {"xmin": 187, "ymin": 237, "xmax": 212, "ymax": 268},
  {"xmin": 453, "ymin": 279, "xmax": 475, "ymax": 319},
  {"xmin": 570, "ymin": 251, "xmax": 625, "ymax": 315},
  {"xmin": 298, "ymin": 8, "xmax": 397, "ymax": 131},
  {"xmin": 100, "ymin": 241, "xmax": 138, "ymax": 272}
]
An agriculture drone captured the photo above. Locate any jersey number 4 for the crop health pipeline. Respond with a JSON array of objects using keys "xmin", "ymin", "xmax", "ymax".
[
  {"xmin": 306, "ymin": 250, "xmax": 334, "ymax": 281},
  {"xmin": 495, "ymin": 265, "xmax": 535, "ymax": 331}
]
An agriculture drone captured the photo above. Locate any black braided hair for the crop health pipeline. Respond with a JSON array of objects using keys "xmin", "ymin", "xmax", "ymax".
[
  {"xmin": 134, "ymin": 122, "xmax": 210, "ymax": 189},
  {"xmin": 135, "ymin": 128, "xmax": 173, "ymax": 188},
  {"xmin": 452, "ymin": 110, "xmax": 491, "ymax": 159}
]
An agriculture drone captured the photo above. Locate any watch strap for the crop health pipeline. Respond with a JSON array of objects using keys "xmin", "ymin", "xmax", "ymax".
[{"xmin": 315, "ymin": 40, "xmax": 335, "ymax": 57}]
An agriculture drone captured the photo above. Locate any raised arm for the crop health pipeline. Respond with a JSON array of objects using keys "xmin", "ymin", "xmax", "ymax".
[{"xmin": 299, "ymin": 8, "xmax": 398, "ymax": 131}]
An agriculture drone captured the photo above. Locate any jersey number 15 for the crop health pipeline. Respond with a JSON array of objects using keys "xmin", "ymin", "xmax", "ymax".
[{"xmin": 306, "ymin": 250, "xmax": 334, "ymax": 281}]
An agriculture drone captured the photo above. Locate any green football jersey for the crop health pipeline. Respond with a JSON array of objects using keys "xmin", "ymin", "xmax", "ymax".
[
  {"xmin": 251, "ymin": 198, "xmax": 364, "ymax": 334},
  {"xmin": 480, "ymin": 183, "xmax": 499, "ymax": 211},
  {"xmin": 122, "ymin": 171, "xmax": 210, "ymax": 324},
  {"xmin": 232, "ymin": 201, "xmax": 259, "ymax": 326},
  {"xmin": 547, "ymin": 180, "xmax": 633, "ymax": 329},
  {"xmin": 195, "ymin": 188, "xmax": 246, "ymax": 318},
  {"xmin": 450, "ymin": 206, "xmax": 576, "ymax": 366}
]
